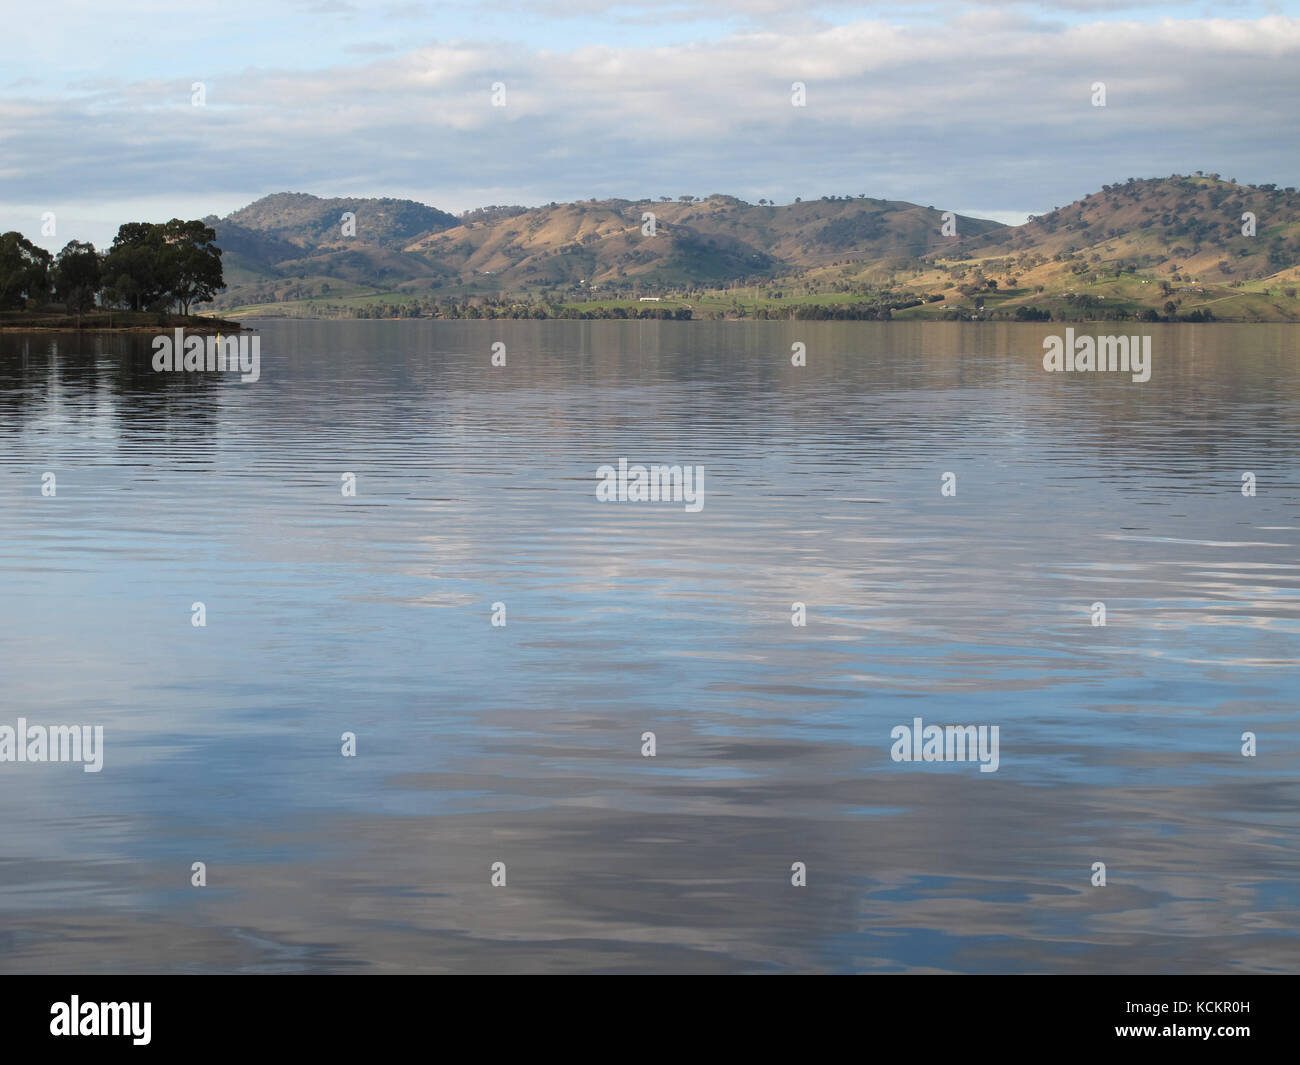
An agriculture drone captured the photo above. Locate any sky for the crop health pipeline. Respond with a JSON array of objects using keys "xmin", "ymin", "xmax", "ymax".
[{"xmin": 3, "ymin": 0, "xmax": 1298, "ymax": 250}]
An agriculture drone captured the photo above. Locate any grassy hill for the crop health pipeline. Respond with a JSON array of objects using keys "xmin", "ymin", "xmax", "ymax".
[
  {"xmin": 400, "ymin": 195, "xmax": 1004, "ymax": 288},
  {"xmin": 206, "ymin": 177, "xmax": 1300, "ymax": 321},
  {"xmin": 218, "ymin": 192, "xmax": 457, "ymax": 250},
  {"xmin": 204, "ymin": 192, "xmax": 460, "ymax": 309},
  {"xmin": 905, "ymin": 174, "xmax": 1300, "ymax": 321}
]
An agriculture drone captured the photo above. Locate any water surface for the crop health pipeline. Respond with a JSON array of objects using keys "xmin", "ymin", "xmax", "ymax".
[{"xmin": 1, "ymin": 320, "xmax": 1297, "ymax": 973}]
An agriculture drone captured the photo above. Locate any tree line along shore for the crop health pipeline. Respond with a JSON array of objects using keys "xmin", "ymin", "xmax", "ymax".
[{"xmin": 0, "ymin": 221, "xmax": 235, "ymax": 331}]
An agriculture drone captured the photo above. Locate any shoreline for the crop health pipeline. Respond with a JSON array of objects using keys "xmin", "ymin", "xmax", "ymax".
[
  {"xmin": 4, "ymin": 313, "xmax": 1295, "ymax": 330},
  {"xmin": 210, "ymin": 313, "xmax": 1286, "ymax": 326},
  {"xmin": 0, "ymin": 316, "xmax": 250, "ymax": 334}
]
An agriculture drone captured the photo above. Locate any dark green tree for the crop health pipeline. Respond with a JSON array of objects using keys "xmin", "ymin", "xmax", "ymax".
[
  {"xmin": 0, "ymin": 231, "xmax": 54, "ymax": 309},
  {"xmin": 54, "ymin": 240, "xmax": 101, "ymax": 318},
  {"xmin": 160, "ymin": 218, "xmax": 223, "ymax": 314},
  {"xmin": 102, "ymin": 223, "xmax": 167, "ymax": 311}
]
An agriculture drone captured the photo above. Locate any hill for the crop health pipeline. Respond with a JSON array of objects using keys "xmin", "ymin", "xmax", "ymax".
[
  {"xmin": 882, "ymin": 175, "xmax": 1300, "ymax": 322},
  {"xmin": 204, "ymin": 177, "xmax": 1300, "ymax": 321},
  {"xmin": 219, "ymin": 192, "xmax": 457, "ymax": 250},
  {"xmin": 203, "ymin": 193, "xmax": 460, "ymax": 301},
  {"xmin": 401, "ymin": 195, "xmax": 1005, "ymax": 288}
]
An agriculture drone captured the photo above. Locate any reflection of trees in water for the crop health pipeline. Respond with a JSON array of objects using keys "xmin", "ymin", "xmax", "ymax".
[
  {"xmin": 0, "ymin": 332, "xmax": 222, "ymax": 446},
  {"xmin": 1, "ymin": 322, "xmax": 1296, "ymax": 475}
]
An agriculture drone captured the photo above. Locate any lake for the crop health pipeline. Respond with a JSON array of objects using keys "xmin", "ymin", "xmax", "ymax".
[{"xmin": 1, "ymin": 319, "xmax": 1297, "ymax": 973}]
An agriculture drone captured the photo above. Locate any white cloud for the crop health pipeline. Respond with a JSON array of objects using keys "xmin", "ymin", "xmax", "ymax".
[{"xmin": 3, "ymin": 12, "xmax": 1297, "ymax": 248}]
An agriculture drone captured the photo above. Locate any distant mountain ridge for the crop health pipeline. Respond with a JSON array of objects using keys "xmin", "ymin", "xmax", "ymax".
[
  {"xmin": 402, "ymin": 194, "xmax": 1006, "ymax": 286},
  {"xmin": 209, "ymin": 190, "xmax": 1006, "ymax": 294},
  {"xmin": 972, "ymin": 175, "xmax": 1300, "ymax": 287},
  {"xmin": 219, "ymin": 191, "xmax": 457, "ymax": 249},
  {"xmin": 205, "ymin": 176, "xmax": 1300, "ymax": 321}
]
